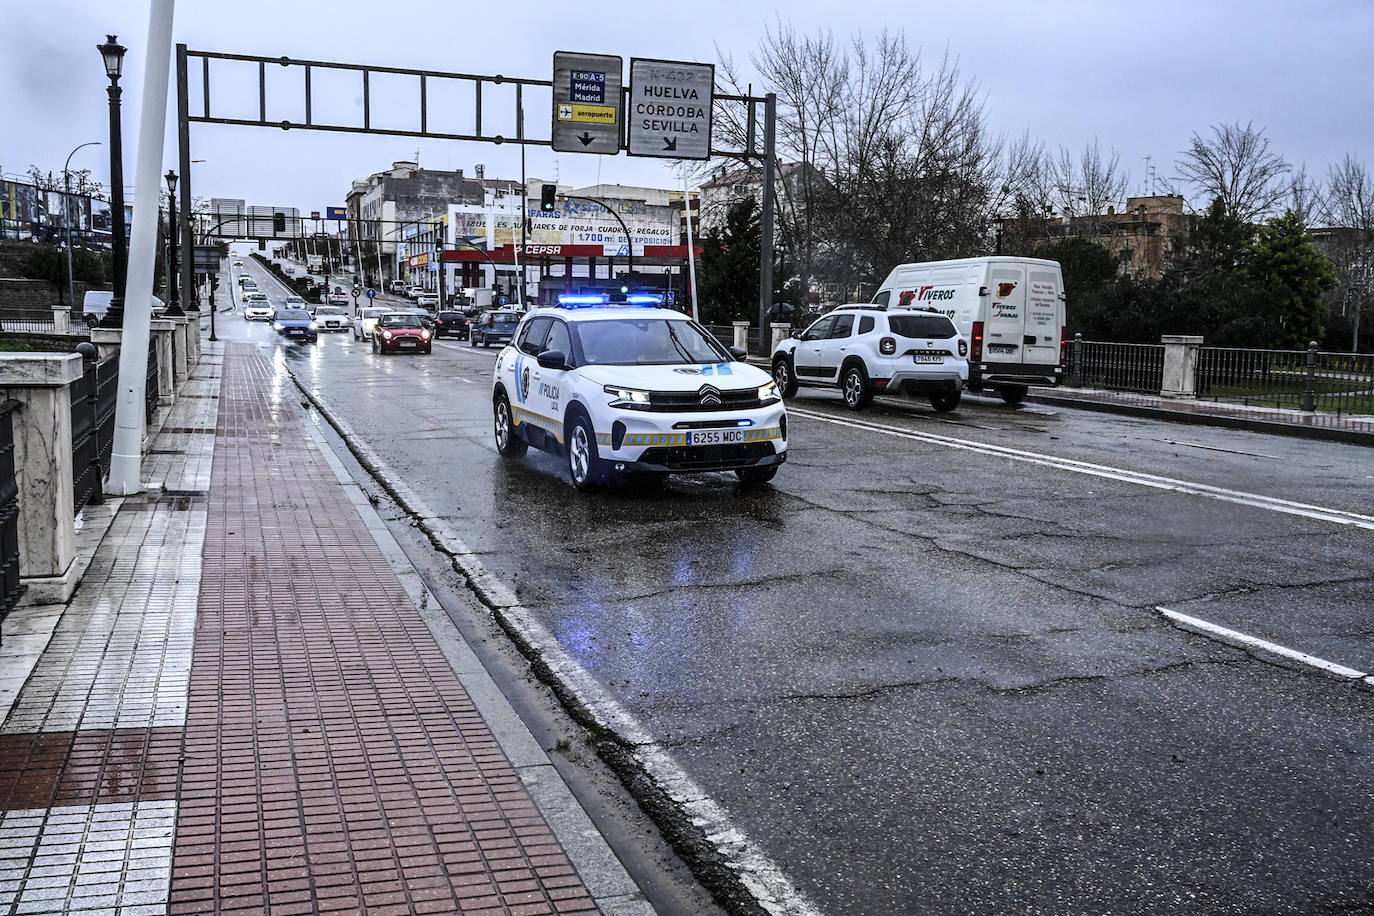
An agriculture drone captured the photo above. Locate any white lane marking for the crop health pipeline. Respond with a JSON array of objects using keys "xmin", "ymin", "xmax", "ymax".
[
  {"xmin": 453, "ymin": 376, "xmax": 474, "ymax": 384},
  {"xmin": 289, "ymin": 374, "xmax": 823, "ymax": 916},
  {"xmin": 788, "ymin": 406, "xmax": 1374, "ymax": 532},
  {"xmin": 1157, "ymin": 607, "xmax": 1371, "ymax": 682},
  {"xmin": 436, "ymin": 341, "xmax": 500, "ymax": 357}
]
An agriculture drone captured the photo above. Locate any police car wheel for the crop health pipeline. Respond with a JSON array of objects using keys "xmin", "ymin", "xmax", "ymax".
[
  {"xmin": 493, "ymin": 393, "xmax": 527, "ymax": 457},
  {"xmin": 735, "ymin": 465, "xmax": 778, "ymax": 485},
  {"xmin": 566, "ymin": 414, "xmax": 605, "ymax": 492},
  {"xmin": 772, "ymin": 357, "xmax": 798, "ymax": 398}
]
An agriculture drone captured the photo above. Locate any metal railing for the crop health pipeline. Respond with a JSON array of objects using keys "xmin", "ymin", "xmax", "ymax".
[
  {"xmin": 704, "ymin": 325, "xmax": 762, "ymax": 354},
  {"xmin": 1066, "ymin": 339, "xmax": 1164, "ymax": 393},
  {"xmin": 0, "ymin": 399, "xmax": 25, "ymax": 629},
  {"xmin": 145, "ymin": 345, "xmax": 159, "ymax": 426},
  {"xmin": 1197, "ymin": 345, "xmax": 1374, "ymax": 415},
  {"xmin": 70, "ymin": 350, "xmax": 117, "ymax": 514},
  {"xmin": 0, "ymin": 310, "xmax": 58, "ymax": 335}
]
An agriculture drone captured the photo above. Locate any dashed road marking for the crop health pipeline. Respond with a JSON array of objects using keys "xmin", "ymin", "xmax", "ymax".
[
  {"xmin": 1157, "ymin": 607, "xmax": 1373, "ymax": 686},
  {"xmin": 788, "ymin": 406, "xmax": 1374, "ymax": 531}
]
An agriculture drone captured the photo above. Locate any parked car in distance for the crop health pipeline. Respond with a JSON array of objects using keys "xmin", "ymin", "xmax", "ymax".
[
  {"xmin": 80, "ymin": 290, "xmax": 167, "ymax": 327},
  {"xmin": 432, "ymin": 311, "xmax": 469, "ymax": 339},
  {"xmin": 415, "ymin": 292, "xmax": 439, "ymax": 309},
  {"xmin": 405, "ymin": 285, "xmax": 425, "ymax": 300},
  {"xmin": 312, "ymin": 305, "xmax": 350, "ymax": 331},
  {"xmin": 388, "ymin": 280, "xmax": 407, "ymax": 295},
  {"xmin": 283, "ymin": 265, "xmax": 295, "ymax": 275},
  {"xmin": 372, "ymin": 312, "xmax": 432, "ymax": 355},
  {"xmin": 353, "ymin": 306, "xmax": 387, "ymax": 340},
  {"xmin": 470, "ymin": 309, "xmax": 521, "ymax": 348},
  {"xmin": 271, "ymin": 307, "xmax": 317, "ymax": 343}
]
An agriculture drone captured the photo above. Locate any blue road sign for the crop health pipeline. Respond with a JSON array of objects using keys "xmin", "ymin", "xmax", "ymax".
[{"xmin": 366, "ymin": 288, "xmax": 377, "ymax": 300}]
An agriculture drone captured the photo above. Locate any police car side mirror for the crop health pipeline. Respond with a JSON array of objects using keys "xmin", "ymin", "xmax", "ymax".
[
  {"xmin": 728, "ymin": 345, "xmax": 748, "ymax": 361},
  {"xmin": 536, "ymin": 349, "xmax": 569, "ymax": 370},
  {"xmin": 790, "ymin": 329, "xmax": 802, "ymax": 339}
]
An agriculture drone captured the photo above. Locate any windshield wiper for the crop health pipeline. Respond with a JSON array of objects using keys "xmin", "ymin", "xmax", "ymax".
[{"xmin": 663, "ymin": 321, "xmax": 696, "ymax": 364}]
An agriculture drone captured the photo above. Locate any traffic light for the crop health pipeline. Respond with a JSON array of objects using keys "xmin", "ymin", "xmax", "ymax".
[
  {"xmin": 273, "ymin": 211, "xmax": 286, "ymax": 233},
  {"xmin": 540, "ymin": 184, "xmax": 556, "ymax": 212}
]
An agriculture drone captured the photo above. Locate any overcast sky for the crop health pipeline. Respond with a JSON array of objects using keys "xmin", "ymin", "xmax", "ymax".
[{"xmin": 4, "ymin": 0, "xmax": 1370, "ymax": 217}]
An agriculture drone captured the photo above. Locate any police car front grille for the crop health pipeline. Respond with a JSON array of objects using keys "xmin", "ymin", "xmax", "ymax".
[
  {"xmin": 648, "ymin": 389, "xmax": 762, "ymax": 412},
  {"xmin": 638, "ymin": 442, "xmax": 776, "ymax": 470}
]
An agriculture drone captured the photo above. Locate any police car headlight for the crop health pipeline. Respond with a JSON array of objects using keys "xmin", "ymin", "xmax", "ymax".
[
  {"xmin": 604, "ymin": 385, "xmax": 651, "ymax": 409},
  {"xmin": 757, "ymin": 381, "xmax": 780, "ymax": 404}
]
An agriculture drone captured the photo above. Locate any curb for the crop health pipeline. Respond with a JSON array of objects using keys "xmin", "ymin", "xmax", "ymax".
[{"xmin": 1028, "ymin": 392, "xmax": 1374, "ymax": 448}]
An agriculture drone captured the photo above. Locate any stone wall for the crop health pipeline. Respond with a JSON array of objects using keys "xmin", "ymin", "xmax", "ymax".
[{"xmin": 0, "ymin": 278, "xmax": 109, "ymax": 314}]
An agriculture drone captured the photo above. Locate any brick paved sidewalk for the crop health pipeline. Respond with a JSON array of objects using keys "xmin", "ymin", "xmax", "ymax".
[{"xmin": 0, "ymin": 341, "xmax": 623, "ymax": 914}]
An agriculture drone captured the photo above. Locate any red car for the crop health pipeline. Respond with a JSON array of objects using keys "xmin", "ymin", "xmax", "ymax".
[{"xmin": 372, "ymin": 312, "xmax": 432, "ymax": 355}]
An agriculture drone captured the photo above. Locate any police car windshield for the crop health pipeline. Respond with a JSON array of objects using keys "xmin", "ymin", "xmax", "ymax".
[{"xmin": 576, "ymin": 318, "xmax": 728, "ymax": 366}]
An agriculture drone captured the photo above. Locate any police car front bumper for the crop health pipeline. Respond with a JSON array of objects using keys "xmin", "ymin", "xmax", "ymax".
[{"xmin": 598, "ymin": 404, "xmax": 788, "ymax": 474}]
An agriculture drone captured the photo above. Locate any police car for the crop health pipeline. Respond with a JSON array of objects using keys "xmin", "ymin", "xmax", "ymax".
[{"xmin": 492, "ymin": 297, "xmax": 787, "ymax": 491}]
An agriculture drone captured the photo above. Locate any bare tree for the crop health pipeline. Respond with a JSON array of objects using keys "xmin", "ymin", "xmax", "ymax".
[
  {"xmin": 1284, "ymin": 163, "xmax": 1325, "ymax": 224},
  {"xmin": 1324, "ymin": 154, "xmax": 1374, "ymax": 349},
  {"xmin": 709, "ymin": 26, "xmax": 1009, "ymax": 300},
  {"xmin": 1176, "ymin": 121, "xmax": 1290, "ymax": 223},
  {"xmin": 1040, "ymin": 138, "xmax": 1129, "ymax": 236}
]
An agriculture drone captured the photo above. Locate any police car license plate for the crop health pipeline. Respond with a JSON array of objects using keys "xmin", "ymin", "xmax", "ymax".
[
  {"xmin": 687, "ymin": 428, "xmax": 750, "ymax": 445},
  {"xmin": 399, "ymin": 340, "xmax": 416, "ymax": 347},
  {"xmin": 914, "ymin": 354, "xmax": 943, "ymax": 363}
]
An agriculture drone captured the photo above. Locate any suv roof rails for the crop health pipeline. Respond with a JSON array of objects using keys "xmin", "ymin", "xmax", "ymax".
[{"xmin": 833, "ymin": 303, "xmax": 887, "ymax": 312}]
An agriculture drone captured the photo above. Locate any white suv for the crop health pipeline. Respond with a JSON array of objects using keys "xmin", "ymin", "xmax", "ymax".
[
  {"xmin": 771, "ymin": 304, "xmax": 969, "ymax": 411},
  {"xmin": 492, "ymin": 303, "xmax": 787, "ymax": 491}
]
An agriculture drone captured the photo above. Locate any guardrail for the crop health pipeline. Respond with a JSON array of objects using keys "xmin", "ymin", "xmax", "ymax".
[
  {"xmin": 0, "ymin": 310, "xmax": 58, "ymax": 335},
  {"xmin": 1196, "ymin": 345, "xmax": 1374, "ymax": 415},
  {"xmin": 1066, "ymin": 339, "xmax": 1164, "ymax": 393},
  {"xmin": 0, "ymin": 399, "xmax": 25, "ymax": 628}
]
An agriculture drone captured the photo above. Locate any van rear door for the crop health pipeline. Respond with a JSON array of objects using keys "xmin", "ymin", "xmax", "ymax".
[
  {"xmin": 1023, "ymin": 268, "xmax": 1063, "ymax": 368},
  {"xmin": 984, "ymin": 264, "xmax": 1028, "ymax": 364}
]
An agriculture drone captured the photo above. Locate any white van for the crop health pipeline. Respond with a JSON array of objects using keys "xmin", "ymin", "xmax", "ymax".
[{"xmin": 871, "ymin": 256, "xmax": 1066, "ymax": 404}]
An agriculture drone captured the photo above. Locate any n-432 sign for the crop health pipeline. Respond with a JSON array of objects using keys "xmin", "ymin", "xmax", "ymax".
[{"xmin": 627, "ymin": 58, "xmax": 714, "ymax": 160}]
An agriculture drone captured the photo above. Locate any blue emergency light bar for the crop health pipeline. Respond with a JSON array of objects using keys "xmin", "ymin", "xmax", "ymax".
[
  {"xmin": 557, "ymin": 293, "xmax": 610, "ymax": 306},
  {"xmin": 625, "ymin": 293, "xmax": 664, "ymax": 305}
]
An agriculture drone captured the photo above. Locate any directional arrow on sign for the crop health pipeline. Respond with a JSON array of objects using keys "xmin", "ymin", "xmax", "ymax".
[
  {"xmin": 578, "ymin": 132, "xmax": 595, "ymax": 147},
  {"xmin": 662, "ymin": 137, "xmax": 677, "ymax": 151}
]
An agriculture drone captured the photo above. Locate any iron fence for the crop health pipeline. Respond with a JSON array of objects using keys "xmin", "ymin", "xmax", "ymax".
[
  {"xmin": 704, "ymin": 325, "xmax": 762, "ymax": 355},
  {"xmin": 1066, "ymin": 339, "xmax": 1164, "ymax": 393},
  {"xmin": 145, "ymin": 345, "xmax": 159, "ymax": 426},
  {"xmin": 70, "ymin": 359, "xmax": 99, "ymax": 513},
  {"xmin": 0, "ymin": 310, "xmax": 58, "ymax": 335},
  {"xmin": 1197, "ymin": 346, "xmax": 1374, "ymax": 415},
  {"xmin": 0, "ymin": 399, "xmax": 25, "ymax": 630}
]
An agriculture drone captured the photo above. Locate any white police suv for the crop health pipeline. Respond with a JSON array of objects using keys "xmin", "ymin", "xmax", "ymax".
[{"xmin": 492, "ymin": 300, "xmax": 787, "ymax": 491}]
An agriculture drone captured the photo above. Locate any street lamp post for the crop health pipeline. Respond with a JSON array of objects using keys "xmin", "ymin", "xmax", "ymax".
[
  {"xmin": 163, "ymin": 170, "xmax": 182, "ymax": 316},
  {"xmin": 62, "ymin": 141, "xmax": 100, "ymax": 313},
  {"xmin": 96, "ymin": 34, "xmax": 128, "ymax": 329},
  {"xmin": 435, "ymin": 237, "xmax": 446, "ymax": 312}
]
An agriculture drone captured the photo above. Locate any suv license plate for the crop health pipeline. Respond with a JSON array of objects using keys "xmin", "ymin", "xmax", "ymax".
[
  {"xmin": 914, "ymin": 355, "xmax": 943, "ymax": 364},
  {"xmin": 687, "ymin": 428, "xmax": 750, "ymax": 445}
]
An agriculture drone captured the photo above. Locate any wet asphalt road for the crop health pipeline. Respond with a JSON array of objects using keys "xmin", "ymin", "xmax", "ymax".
[{"xmin": 229, "ymin": 255, "xmax": 1374, "ymax": 915}]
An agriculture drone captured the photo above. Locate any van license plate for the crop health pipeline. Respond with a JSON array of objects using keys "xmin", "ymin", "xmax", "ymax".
[
  {"xmin": 988, "ymin": 344, "xmax": 1018, "ymax": 354},
  {"xmin": 914, "ymin": 355, "xmax": 943, "ymax": 364},
  {"xmin": 687, "ymin": 428, "xmax": 749, "ymax": 445}
]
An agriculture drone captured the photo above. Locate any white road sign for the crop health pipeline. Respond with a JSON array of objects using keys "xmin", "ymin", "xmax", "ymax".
[
  {"xmin": 627, "ymin": 58, "xmax": 714, "ymax": 160},
  {"xmin": 552, "ymin": 51, "xmax": 623, "ymax": 155}
]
